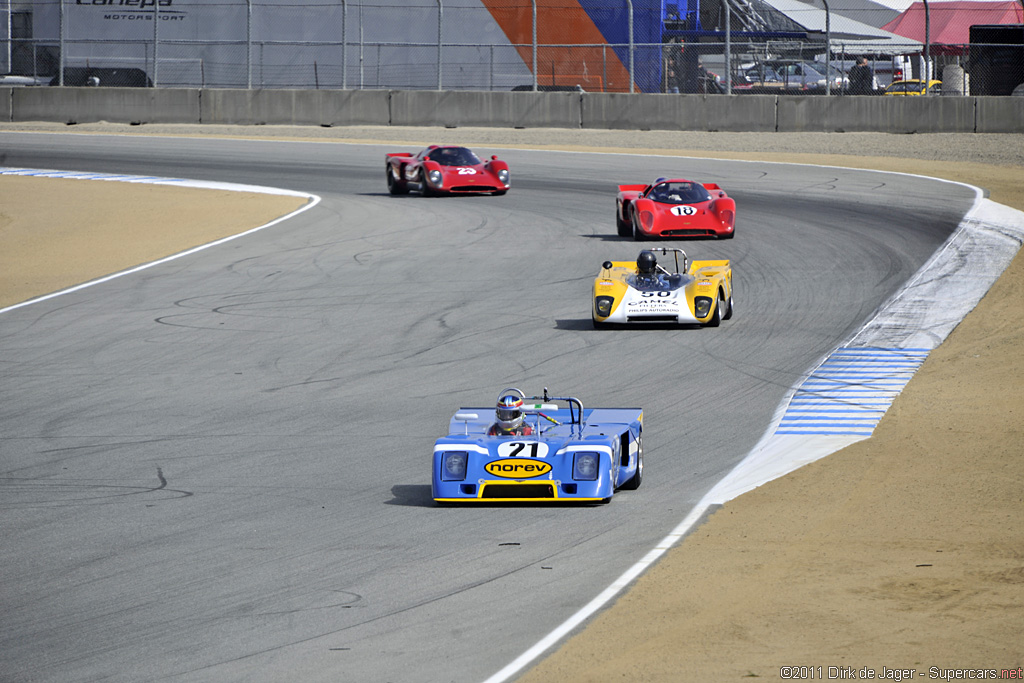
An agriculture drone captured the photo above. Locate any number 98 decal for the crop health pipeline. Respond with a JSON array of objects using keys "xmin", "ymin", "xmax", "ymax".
[{"xmin": 497, "ymin": 441, "xmax": 550, "ymax": 459}]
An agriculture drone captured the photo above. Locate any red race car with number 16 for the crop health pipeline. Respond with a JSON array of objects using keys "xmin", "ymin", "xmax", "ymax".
[
  {"xmin": 386, "ymin": 145, "xmax": 510, "ymax": 197},
  {"xmin": 616, "ymin": 177, "xmax": 736, "ymax": 240}
]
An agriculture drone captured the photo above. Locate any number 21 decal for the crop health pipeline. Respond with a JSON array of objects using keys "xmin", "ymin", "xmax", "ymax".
[{"xmin": 497, "ymin": 441, "xmax": 550, "ymax": 458}]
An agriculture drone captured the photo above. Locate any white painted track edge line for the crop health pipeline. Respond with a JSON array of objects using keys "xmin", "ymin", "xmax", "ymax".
[
  {"xmin": 0, "ymin": 171, "xmax": 321, "ymax": 316},
  {"xmin": 480, "ymin": 503, "xmax": 715, "ymax": 683}
]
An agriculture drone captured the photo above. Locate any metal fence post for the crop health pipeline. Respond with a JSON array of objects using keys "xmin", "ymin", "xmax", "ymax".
[
  {"xmin": 724, "ymin": 0, "xmax": 731, "ymax": 94},
  {"xmin": 627, "ymin": 0, "xmax": 634, "ymax": 93},
  {"xmin": 359, "ymin": 3, "xmax": 364, "ymax": 89},
  {"xmin": 59, "ymin": 0, "xmax": 64, "ymax": 86},
  {"xmin": 923, "ymin": 0, "xmax": 931, "ymax": 92},
  {"xmin": 437, "ymin": 0, "xmax": 442, "ymax": 90},
  {"xmin": 246, "ymin": 0, "xmax": 252, "ymax": 89},
  {"xmin": 341, "ymin": 0, "xmax": 346, "ymax": 90},
  {"xmin": 4, "ymin": 0, "xmax": 10, "ymax": 76},
  {"xmin": 532, "ymin": 0, "xmax": 537, "ymax": 91},
  {"xmin": 823, "ymin": 0, "xmax": 831, "ymax": 96},
  {"xmin": 153, "ymin": 0, "xmax": 159, "ymax": 87}
]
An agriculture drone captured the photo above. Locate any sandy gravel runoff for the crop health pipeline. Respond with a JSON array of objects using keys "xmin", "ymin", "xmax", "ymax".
[{"xmin": 2, "ymin": 123, "xmax": 1022, "ymax": 681}]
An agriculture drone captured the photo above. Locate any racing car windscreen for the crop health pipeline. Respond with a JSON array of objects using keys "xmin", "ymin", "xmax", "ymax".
[
  {"xmin": 650, "ymin": 182, "xmax": 711, "ymax": 204},
  {"xmin": 428, "ymin": 147, "xmax": 481, "ymax": 166}
]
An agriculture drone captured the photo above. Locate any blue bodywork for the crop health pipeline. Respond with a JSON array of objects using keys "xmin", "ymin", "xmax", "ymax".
[{"xmin": 432, "ymin": 403, "xmax": 643, "ymax": 503}]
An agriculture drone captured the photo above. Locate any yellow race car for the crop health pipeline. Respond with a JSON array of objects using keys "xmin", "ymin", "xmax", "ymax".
[{"xmin": 592, "ymin": 248, "xmax": 733, "ymax": 327}]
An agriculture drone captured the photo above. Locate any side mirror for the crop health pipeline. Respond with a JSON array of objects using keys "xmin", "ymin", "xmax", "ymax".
[
  {"xmin": 602, "ymin": 261, "xmax": 613, "ymax": 270},
  {"xmin": 491, "ymin": 155, "xmax": 498, "ymax": 160}
]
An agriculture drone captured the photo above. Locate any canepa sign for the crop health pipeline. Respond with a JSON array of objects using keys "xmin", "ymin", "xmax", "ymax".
[{"xmin": 484, "ymin": 460, "xmax": 553, "ymax": 479}]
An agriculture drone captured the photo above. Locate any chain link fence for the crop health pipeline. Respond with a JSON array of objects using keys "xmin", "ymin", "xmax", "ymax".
[{"xmin": 2, "ymin": 0, "xmax": 1022, "ymax": 95}]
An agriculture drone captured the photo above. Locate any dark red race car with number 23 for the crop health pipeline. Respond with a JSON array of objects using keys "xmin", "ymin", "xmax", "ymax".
[
  {"xmin": 386, "ymin": 145, "xmax": 510, "ymax": 196},
  {"xmin": 616, "ymin": 177, "xmax": 736, "ymax": 239}
]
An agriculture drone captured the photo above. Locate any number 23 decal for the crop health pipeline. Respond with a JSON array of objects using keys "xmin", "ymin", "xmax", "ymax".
[
  {"xmin": 497, "ymin": 441, "xmax": 550, "ymax": 458},
  {"xmin": 457, "ymin": 167, "xmax": 478, "ymax": 175}
]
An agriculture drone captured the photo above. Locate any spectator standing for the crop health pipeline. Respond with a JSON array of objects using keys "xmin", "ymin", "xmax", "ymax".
[
  {"xmin": 848, "ymin": 57, "xmax": 875, "ymax": 95},
  {"xmin": 664, "ymin": 38, "xmax": 684, "ymax": 93}
]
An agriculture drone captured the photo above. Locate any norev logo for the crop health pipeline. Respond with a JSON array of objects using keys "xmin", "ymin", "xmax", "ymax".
[
  {"xmin": 484, "ymin": 460, "xmax": 553, "ymax": 479},
  {"xmin": 77, "ymin": 1, "xmax": 173, "ymax": 6}
]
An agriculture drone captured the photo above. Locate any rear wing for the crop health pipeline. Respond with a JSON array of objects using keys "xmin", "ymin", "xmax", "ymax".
[
  {"xmin": 618, "ymin": 183, "xmax": 648, "ymax": 193},
  {"xmin": 386, "ymin": 152, "xmax": 414, "ymax": 159},
  {"xmin": 702, "ymin": 182, "xmax": 722, "ymax": 191}
]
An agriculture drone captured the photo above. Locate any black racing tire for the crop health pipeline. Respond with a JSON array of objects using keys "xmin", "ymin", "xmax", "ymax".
[
  {"xmin": 386, "ymin": 164, "xmax": 408, "ymax": 195},
  {"xmin": 723, "ymin": 294, "xmax": 734, "ymax": 320},
  {"xmin": 493, "ymin": 190, "xmax": 507, "ymax": 196},
  {"xmin": 419, "ymin": 168, "xmax": 434, "ymax": 197},
  {"xmin": 704, "ymin": 292, "xmax": 723, "ymax": 327},
  {"xmin": 616, "ymin": 207, "xmax": 631, "ymax": 237},
  {"xmin": 592, "ymin": 318, "xmax": 611, "ymax": 330},
  {"xmin": 632, "ymin": 210, "xmax": 643, "ymax": 241},
  {"xmin": 620, "ymin": 430, "xmax": 643, "ymax": 490}
]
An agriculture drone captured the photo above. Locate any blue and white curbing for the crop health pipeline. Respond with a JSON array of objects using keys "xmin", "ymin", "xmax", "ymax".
[{"xmin": 705, "ymin": 189, "xmax": 1024, "ymax": 506}]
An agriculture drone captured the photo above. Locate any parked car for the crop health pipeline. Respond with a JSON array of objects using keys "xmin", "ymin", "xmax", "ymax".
[
  {"xmin": 735, "ymin": 60, "xmax": 846, "ymax": 93},
  {"xmin": 884, "ymin": 79, "xmax": 942, "ymax": 96}
]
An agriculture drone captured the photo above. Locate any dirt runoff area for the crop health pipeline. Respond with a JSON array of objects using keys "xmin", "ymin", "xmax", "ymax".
[{"xmin": 2, "ymin": 123, "xmax": 1022, "ymax": 681}]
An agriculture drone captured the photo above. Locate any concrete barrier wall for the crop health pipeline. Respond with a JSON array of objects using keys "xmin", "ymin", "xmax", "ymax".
[
  {"xmin": 975, "ymin": 97, "xmax": 1024, "ymax": 134},
  {"xmin": 200, "ymin": 89, "xmax": 390, "ymax": 126},
  {"xmin": 7, "ymin": 88, "xmax": 1023, "ymax": 133},
  {"xmin": 581, "ymin": 93, "xmax": 776, "ymax": 132},
  {"xmin": 390, "ymin": 91, "xmax": 581, "ymax": 128},
  {"xmin": 778, "ymin": 95, "xmax": 977, "ymax": 133},
  {"xmin": 1, "ymin": 88, "xmax": 12, "ymax": 122},
  {"xmin": 12, "ymin": 87, "xmax": 200, "ymax": 124}
]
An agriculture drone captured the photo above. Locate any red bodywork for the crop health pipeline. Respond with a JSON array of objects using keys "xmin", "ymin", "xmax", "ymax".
[
  {"xmin": 385, "ymin": 145, "xmax": 510, "ymax": 196},
  {"xmin": 616, "ymin": 178, "xmax": 736, "ymax": 239}
]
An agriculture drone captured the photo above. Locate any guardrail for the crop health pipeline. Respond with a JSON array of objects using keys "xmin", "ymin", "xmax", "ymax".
[{"xmin": 2, "ymin": 87, "xmax": 1021, "ymax": 134}]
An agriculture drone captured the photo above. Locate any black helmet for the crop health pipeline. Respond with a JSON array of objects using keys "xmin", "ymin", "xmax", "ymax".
[{"xmin": 637, "ymin": 250, "xmax": 657, "ymax": 275}]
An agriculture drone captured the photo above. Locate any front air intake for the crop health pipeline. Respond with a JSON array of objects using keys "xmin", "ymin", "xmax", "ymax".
[{"xmin": 480, "ymin": 483, "xmax": 556, "ymax": 499}]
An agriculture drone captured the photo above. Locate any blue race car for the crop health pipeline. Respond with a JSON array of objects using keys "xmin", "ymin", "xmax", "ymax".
[{"xmin": 432, "ymin": 388, "xmax": 643, "ymax": 504}]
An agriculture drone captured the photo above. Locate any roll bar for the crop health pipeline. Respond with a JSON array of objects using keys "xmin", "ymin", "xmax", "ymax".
[{"xmin": 497, "ymin": 387, "xmax": 585, "ymax": 428}]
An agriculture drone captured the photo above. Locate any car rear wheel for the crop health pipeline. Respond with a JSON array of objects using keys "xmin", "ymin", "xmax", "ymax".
[
  {"xmin": 723, "ymin": 294, "xmax": 734, "ymax": 320},
  {"xmin": 632, "ymin": 210, "xmax": 643, "ymax": 241}
]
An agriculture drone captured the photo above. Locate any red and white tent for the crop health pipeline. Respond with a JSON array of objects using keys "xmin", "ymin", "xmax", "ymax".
[{"xmin": 881, "ymin": 1, "xmax": 1024, "ymax": 46}]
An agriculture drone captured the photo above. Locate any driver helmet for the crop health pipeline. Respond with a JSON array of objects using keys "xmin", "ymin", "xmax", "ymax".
[
  {"xmin": 637, "ymin": 250, "xmax": 658, "ymax": 276},
  {"xmin": 495, "ymin": 394, "xmax": 525, "ymax": 432}
]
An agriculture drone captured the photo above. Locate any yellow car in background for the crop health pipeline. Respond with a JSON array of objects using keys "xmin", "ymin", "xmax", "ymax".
[{"xmin": 885, "ymin": 79, "xmax": 942, "ymax": 95}]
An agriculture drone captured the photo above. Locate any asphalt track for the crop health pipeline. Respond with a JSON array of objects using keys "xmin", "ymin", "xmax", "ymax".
[{"xmin": 0, "ymin": 132, "xmax": 978, "ymax": 683}]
